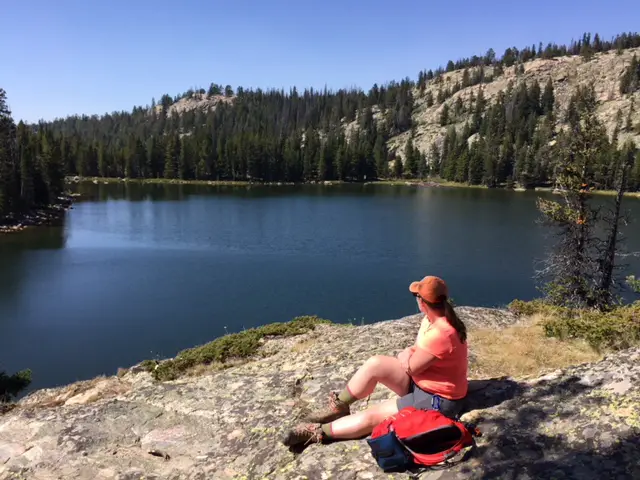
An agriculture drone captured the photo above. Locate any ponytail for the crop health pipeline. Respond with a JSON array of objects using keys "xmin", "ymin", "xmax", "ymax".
[
  {"xmin": 444, "ymin": 300, "xmax": 467, "ymax": 343},
  {"xmin": 425, "ymin": 296, "xmax": 467, "ymax": 343}
]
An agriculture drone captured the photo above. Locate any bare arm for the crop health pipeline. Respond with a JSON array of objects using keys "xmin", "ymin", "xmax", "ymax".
[{"xmin": 401, "ymin": 346, "xmax": 437, "ymax": 376}]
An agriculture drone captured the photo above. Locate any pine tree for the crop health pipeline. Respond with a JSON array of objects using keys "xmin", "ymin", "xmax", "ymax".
[
  {"xmin": 207, "ymin": 83, "xmax": 221, "ymax": 96},
  {"xmin": 0, "ymin": 88, "xmax": 18, "ymax": 215},
  {"xmin": 467, "ymin": 138, "xmax": 484, "ymax": 184},
  {"xmin": 440, "ymin": 103, "xmax": 450, "ymax": 126},
  {"xmin": 429, "ymin": 142, "xmax": 441, "ymax": 177},
  {"xmin": 528, "ymin": 80, "xmax": 542, "ymax": 116},
  {"xmin": 597, "ymin": 139, "xmax": 636, "ymax": 307},
  {"xmin": 425, "ymin": 91, "xmax": 434, "ymax": 107},
  {"xmin": 454, "ymin": 97, "xmax": 463, "ymax": 118},
  {"xmin": 404, "ymin": 139, "xmax": 418, "ymax": 178},
  {"xmin": 418, "ymin": 152, "xmax": 429, "ymax": 179},
  {"xmin": 334, "ymin": 145, "xmax": 345, "ymax": 181},
  {"xmin": 317, "ymin": 145, "xmax": 328, "ymax": 181},
  {"xmin": 620, "ymin": 54, "xmax": 639, "ymax": 94},
  {"xmin": 537, "ymin": 84, "xmax": 609, "ymax": 307},
  {"xmin": 164, "ymin": 135, "xmax": 177, "ymax": 179},
  {"xmin": 461, "ymin": 69, "xmax": 471, "ymax": 88},
  {"xmin": 392, "ymin": 155, "xmax": 403, "ymax": 178},
  {"xmin": 541, "ymin": 78, "xmax": 555, "ymax": 116},
  {"xmin": 454, "ymin": 147, "xmax": 470, "ymax": 183},
  {"xmin": 473, "ymin": 88, "xmax": 485, "ymax": 130},
  {"xmin": 16, "ymin": 123, "xmax": 34, "ymax": 209},
  {"xmin": 626, "ymin": 98, "xmax": 635, "ymax": 131},
  {"xmin": 373, "ymin": 135, "xmax": 388, "ymax": 179},
  {"xmin": 97, "ymin": 141, "xmax": 106, "ymax": 177}
]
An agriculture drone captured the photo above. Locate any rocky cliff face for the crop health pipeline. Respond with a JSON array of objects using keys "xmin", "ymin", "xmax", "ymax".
[
  {"xmin": 387, "ymin": 48, "xmax": 640, "ymax": 158},
  {"xmin": 159, "ymin": 49, "xmax": 640, "ymax": 159},
  {"xmin": 153, "ymin": 93, "xmax": 235, "ymax": 118},
  {"xmin": 1, "ymin": 308, "xmax": 638, "ymax": 479}
]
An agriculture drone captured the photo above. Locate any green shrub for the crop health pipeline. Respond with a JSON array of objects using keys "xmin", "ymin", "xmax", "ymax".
[
  {"xmin": 507, "ymin": 298, "xmax": 569, "ymax": 317},
  {"xmin": 0, "ymin": 369, "xmax": 32, "ymax": 403},
  {"xmin": 144, "ymin": 316, "xmax": 331, "ymax": 381},
  {"xmin": 543, "ymin": 302, "xmax": 640, "ymax": 351},
  {"xmin": 627, "ymin": 275, "xmax": 640, "ymax": 293},
  {"xmin": 509, "ymin": 299, "xmax": 640, "ymax": 351}
]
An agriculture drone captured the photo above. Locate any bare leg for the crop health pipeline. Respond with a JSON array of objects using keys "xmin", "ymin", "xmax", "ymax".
[
  {"xmin": 346, "ymin": 355, "xmax": 410, "ymax": 399},
  {"xmin": 328, "ymin": 398, "xmax": 399, "ymax": 439},
  {"xmin": 292, "ymin": 355, "xmax": 410, "ymax": 435}
]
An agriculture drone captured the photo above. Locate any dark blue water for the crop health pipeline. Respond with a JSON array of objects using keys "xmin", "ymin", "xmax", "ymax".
[{"xmin": 1, "ymin": 183, "xmax": 639, "ymax": 392}]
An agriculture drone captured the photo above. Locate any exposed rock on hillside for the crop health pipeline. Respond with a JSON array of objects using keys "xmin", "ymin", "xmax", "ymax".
[
  {"xmin": 154, "ymin": 93, "xmax": 235, "ymax": 118},
  {"xmin": 148, "ymin": 49, "xmax": 640, "ymax": 161},
  {"xmin": 385, "ymin": 48, "xmax": 640, "ymax": 158},
  {"xmin": 1, "ymin": 308, "xmax": 638, "ymax": 479}
]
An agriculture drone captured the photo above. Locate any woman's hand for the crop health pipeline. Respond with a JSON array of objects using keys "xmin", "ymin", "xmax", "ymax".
[{"xmin": 397, "ymin": 347, "xmax": 415, "ymax": 372}]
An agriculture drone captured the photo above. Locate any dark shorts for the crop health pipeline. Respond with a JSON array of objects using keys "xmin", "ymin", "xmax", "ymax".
[{"xmin": 397, "ymin": 380, "xmax": 466, "ymax": 419}]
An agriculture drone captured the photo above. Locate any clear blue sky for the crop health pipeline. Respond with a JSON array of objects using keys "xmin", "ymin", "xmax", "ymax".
[{"xmin": 3, "ymin": 0, "xmax": 639, "ymax": 123}]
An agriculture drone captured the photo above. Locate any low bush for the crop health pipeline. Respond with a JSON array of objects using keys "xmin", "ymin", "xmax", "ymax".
[
  {"xmin": 0, "ymin": 369, "xmax": 32, "ymax": 403},
  {"xmin": 543, "ymin": 303, "xmax": 640, "ymax": 351},
  {"xmin": 508, "ymin": 299, "xmax": 564, "ymax": 317},
  {"xmin": 143, "ymin": 315, "xmax": 331, "ymax": 381},
  {"xmin": 509, "ymin": 299, "xmax": 640, "ymax": 351}
]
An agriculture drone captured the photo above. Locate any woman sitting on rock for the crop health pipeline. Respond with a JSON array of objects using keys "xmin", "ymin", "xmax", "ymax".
[{"xmin": 282, "ymin": 275, "xmax": 468, "ymax": 447}]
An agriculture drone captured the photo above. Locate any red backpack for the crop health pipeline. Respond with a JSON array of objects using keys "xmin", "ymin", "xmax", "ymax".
[{"xmin": 367, "ymin": 407, "xmax": 481, "ymax": 473}]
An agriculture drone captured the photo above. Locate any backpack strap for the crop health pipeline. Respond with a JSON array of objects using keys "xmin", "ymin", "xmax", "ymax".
[{"xmin": 431, "ymin": 394, "xmax": 442, "ymax": 411}]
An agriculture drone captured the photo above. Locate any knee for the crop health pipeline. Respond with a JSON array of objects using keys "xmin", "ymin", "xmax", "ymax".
[
  {"xmin": 364, "ymin": 355, "xmax": 386, "ymax": 371},
  {"xmin": 362, "ymin": 405, "xmax": 387, "ymax": 428}
]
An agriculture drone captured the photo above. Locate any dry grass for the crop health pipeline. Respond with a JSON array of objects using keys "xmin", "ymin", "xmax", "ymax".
[
  {"xmin": 292, "ymin": 338, "xmax": 316, "ymax": 353},
  {"xmin": 468, "ymin": 314, "xmax": 602, "ymax": 380},
  {"xmin": 186, "ymin": 361, "xmax": 226, "ymax": 377}
]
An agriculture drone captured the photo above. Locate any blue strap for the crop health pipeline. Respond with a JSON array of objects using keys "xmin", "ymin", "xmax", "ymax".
[{"xmin": 431, "ymin": 394, "xmax": 441, "ymax": 411}]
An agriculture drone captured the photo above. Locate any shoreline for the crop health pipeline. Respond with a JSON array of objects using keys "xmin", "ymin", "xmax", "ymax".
[
  {"xmin": 532, "ymin": 186, "xmax": 640, "ymax": 198},
  {"xmin": 67, "ymin": 176, "xmax": 640, "ymax": 197},
  {"xmin": 0, "ymin": 195, "xmax": 76, "ymax": 234}
]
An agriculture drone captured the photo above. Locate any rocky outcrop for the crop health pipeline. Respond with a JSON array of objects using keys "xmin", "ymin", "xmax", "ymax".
[
  {"xmin": 152, "ymin": 93, "xmax": 235, "ymax": 118},
  {"xmin": 384, "ymin": 48, "xmax": 640, "ymax": 158},
  {"xmin": 1, "ymin": 308, "xmax": 638, "ymax": 479}
]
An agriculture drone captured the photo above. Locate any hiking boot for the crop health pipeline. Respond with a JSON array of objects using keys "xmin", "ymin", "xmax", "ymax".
[
  {"xmin": 282, "ymin": 423, "xmax": 324, "ymax": 447},
  {"xmin": 304, "ymin": 391, "xmax": 351, "ymax": 423}
]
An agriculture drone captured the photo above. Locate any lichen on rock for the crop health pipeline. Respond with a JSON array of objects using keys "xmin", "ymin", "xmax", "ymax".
[{"xmin": 1, "ymin": 309, "xmax": 638, "ymax": 479}]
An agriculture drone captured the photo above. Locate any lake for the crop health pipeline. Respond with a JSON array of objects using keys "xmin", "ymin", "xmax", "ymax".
[{"xmin": 1, "ymin": 182, "xmax": 639, "ymax": 393}]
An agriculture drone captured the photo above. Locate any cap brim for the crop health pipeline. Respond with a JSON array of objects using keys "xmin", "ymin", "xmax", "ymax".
[{"xmin": 409, "ymin": 281, "xmax": 420, "ymax": 294}]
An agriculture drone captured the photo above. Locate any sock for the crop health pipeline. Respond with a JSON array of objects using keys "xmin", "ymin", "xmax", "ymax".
[
  {"xmin": 337, "ymin": 387, "xmax": 357, "ymax": 405},
  {"xmin": 321, "ymin": 423, "xmax": 333, "ymax": 438}
]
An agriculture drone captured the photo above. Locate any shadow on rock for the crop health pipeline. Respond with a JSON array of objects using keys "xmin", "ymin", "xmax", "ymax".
[
  {"xmin": 459, "ymin": 371, "xmax": 640, "ymax": 479},
  {"xmin": 460, "ymin": 377, "xmax": 524, "ymax": 414}
]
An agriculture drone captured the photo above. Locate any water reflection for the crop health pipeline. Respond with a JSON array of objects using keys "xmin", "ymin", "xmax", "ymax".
[
  {"xmin": 71, "ymin": 181, "xmax": 427, "ymax": 203},
  {"xmin": 0, "ymin": 223, "xmax": 66, "ymax": 306}
]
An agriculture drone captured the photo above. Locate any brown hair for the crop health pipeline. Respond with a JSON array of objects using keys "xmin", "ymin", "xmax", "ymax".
[{"xmin": 425, "ymin": 296, "xmax": 467, "ymax": 343}]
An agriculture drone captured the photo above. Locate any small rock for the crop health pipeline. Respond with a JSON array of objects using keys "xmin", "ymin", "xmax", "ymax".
[
  {"xmin": 148, "ymin": 449, "xmax": 170, "ymax": 460},
  {"xmin": 141, "ymin": 426, "xmax": 187, "ymax": 451},
  {"xmin": 583, "ymin": 426, "xmax": 597, "ymax": 440},
  {"xmin": 0, "ymin": 443, "xmax": 26, "ymax": 464}
]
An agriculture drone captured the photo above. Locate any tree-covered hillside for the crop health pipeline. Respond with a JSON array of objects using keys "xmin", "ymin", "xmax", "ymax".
[{"xmin": 2, "ymin": 32, "xmax": 640, "ymax": 222}]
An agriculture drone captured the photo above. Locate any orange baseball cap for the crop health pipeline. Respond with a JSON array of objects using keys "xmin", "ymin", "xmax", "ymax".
[{"xmin": 409, "ymin": 276, "xmax": 449, "ymax": 303}]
